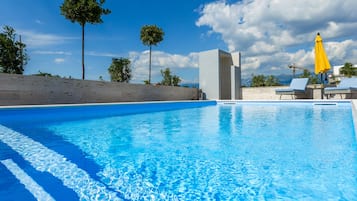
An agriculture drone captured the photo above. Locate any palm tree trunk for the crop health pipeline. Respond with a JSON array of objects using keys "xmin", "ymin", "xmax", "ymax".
[
  {"xmin": 149, "ymin": 45, "xmax": 152, "ymax": 84},
  {"xmin": 81, "ymin": 24, "xmax": 85, "ymax": 80}
]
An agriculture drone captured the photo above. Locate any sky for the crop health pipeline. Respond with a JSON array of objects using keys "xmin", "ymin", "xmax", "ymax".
[{"xmin": 1, "ymin": 0, "xmax": 357, "ymax": 84}]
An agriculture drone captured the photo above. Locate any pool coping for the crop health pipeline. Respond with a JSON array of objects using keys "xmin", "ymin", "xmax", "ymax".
[
  {"xmin": 0, "ymin": 100, "xmax": 215, "ymax": 109},
  {"xmin": 0, "ymin": 99, "xmax": 352, "ymax": 108}
]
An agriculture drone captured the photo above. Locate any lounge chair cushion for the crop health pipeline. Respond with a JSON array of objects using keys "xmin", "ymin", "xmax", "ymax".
[
  {"xmin": 324, "ymin": 78, "xmax": 357, "ymax": 94},
  {"xmin": 275, "ymin": 88, "xmax": 305, "ymax": 93},
  {"xmin": 275, "ymin": 78, "xmax": 309, "ymax": 95}
]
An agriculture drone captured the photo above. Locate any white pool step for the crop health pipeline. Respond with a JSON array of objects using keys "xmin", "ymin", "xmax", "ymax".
[
  {"xmin": 1, "ymin": 159, "xmax": 55, "ymax": 201},
  {"xmin": 0, "ymin": 125, "xmax": 121, "ymax": 201}
]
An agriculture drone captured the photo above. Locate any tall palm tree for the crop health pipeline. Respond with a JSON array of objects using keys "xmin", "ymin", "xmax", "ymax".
[
  {"xmin": 140, "ymin": 25, "xmax": 164, "ymax": 84},
  {"xmin": 60, "ymin": 0, "xmax": 110, "ymax": 80}
]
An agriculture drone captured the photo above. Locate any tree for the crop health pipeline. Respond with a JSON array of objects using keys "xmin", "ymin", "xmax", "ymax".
[
  {"xmin": 265, "ymin": 75, "xmax": 280, "ymax": 86},
  {"xmin": 60, "ymin": 0, "xmax": 110, "ymax": 80},
  {"xmin": 299, "ymin": 69, "xmax": 319, "ymax": 84},
  {"xmin": 160, "ymin": 68, "xmax": 181, "ymax": 86},
  {"xmin": 108, "ymin": 57, "xmax": 131, "ymax": 83},
  {"xmin": 251, "ymin": 74, "xmax": 266, "ymax": 87},
  {"xmin": 251, "ymin": 74, "xmax": 280, "ymax": 87},
  {"xmin": 340, "ymin": 62, "xmax": 356, "ymax": 78},
  {"xmin": 140, "ymin": 25, "xmax": 164, "ymax": 84},
  {"xmin": 160, "ymin": 68, "xmax": 172, "ymax": 86},
  {"xmin": 172, "ymin": 75, "xmax": 181, "ymax": 86},
  {"xmin": 33, "ymin": 71, "xmax": 61, "ymax": 78},
  {"xmin": 0, "ymin": 25, "xmax": 28, "ymax": 74},
  {"xmin": 299, "ymin": 69, "xmax": 311, "ymax": 79}
]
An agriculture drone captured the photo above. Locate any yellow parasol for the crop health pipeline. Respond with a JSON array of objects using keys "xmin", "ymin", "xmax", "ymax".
[{"xmin": 314, "ymin": 33, "xmax": 331, "ymax": 75}]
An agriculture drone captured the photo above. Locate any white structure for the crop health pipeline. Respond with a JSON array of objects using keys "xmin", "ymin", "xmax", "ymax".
[
  {"xmin": 333, "ymin": 64, "xmax": 357, "ymax": 76},
  {"xmin": 199, "ymin": 49, "xmax": 242, "ymax": 100},
  {"xmin": 333, "ymin": 65, "xmax": 344, "ymax": 76}
]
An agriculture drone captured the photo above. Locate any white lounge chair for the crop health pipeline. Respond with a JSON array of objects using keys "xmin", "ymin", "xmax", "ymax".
[
  {"xmin": 275, "ymin": 78, "xmax": 309, "ymax": 99},
  {"xmin": 324, "ymin": 78, "xmax": 357, "ymax": 99}
]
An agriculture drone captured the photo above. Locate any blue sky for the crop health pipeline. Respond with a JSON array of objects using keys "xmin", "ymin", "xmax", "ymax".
[{"xmin": 1, "ymin": 0, "xmax": 357, "ymax": 84}]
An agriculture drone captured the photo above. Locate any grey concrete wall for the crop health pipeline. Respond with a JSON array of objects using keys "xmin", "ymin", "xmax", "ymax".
[
  {"xmin": 243, "ymin": 86, "xmax": 315, "ymax": 100},
  {"xmin": 242, "ymin": 86, "xmax": 317, "ymax": 100},
  {"xmin": 0, "ymin": 73, "xmax": 199, "ymax": 105},
  {"xmin": 242, "ymin": 86, "xmax": 282, "ymax": 100}
]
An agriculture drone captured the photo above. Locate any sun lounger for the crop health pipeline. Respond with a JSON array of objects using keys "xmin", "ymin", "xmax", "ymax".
[
  {"xmin": 324, "ymin": 78, "xmax": 357, "ymax": 99},
  {"xmin": 275, "ymin": 78, "xmax": 309, "ymax": 99}
]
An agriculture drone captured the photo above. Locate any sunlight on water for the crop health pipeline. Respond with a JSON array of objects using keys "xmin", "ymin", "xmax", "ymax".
[{"xmin": 47, "ymin": 103, "xmax": 357, "ymax": 200}]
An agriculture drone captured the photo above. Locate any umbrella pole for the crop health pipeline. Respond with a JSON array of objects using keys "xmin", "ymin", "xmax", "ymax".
[{"xmin": 320, "ymin": 73, "xmax": 324, "ymax": 99}]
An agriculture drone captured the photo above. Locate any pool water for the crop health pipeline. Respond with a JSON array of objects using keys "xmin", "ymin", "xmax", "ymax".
[{"xmin": 0, "ymin": 101, "xmax": 357, "ymax": 200}]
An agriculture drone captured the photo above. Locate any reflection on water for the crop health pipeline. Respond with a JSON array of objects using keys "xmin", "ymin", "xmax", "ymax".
[{"xmin": 47, "ymin": 103, "xmax": 357, "ymax": 200}]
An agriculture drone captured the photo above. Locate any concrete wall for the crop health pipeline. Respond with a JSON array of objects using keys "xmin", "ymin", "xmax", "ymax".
[
  {"xmin": 242, "ymin": 86, "xmax": 282, "ymax": 100},
  {"xmin": 242, "ymin": 86, "xmax": 317, "ymax": 100},
  {"xmin": 219, "ymin": 52, "xmax": 232, "ymax": 99},
  {"xmin": 241, "ymin": 85, "xmax": 354, "ymax": 100},
  {"xmin": 0, "ymin": 73, "xmax": 199, "ymax": 105}
]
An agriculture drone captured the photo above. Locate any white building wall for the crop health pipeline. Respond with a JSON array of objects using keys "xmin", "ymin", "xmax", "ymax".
[
  {"xmin": 199, "ymin": 49, "xmax": 242, "ymax": 100},
  {"xmin": 333, "ymin": 64, "xmax": 357, "ymax": 76},
  {"xmin": 333, "ymin": 65, "xmax": 344, "ymax": 76},
  {"xmin": 199, "ymin": 49, "xmax": 220, "ymax": 100}
]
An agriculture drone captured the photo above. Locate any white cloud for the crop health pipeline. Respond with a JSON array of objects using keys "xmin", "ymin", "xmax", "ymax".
[
  {"xmin": 196, "ymin": 0, "xmax": 357, "ymax": 77},
  {"xmin": 19, "ymin": 30, "xmax": 78, "ymax": 48},
  {"xmin": 128, "ymin": 51, "xmax": 198, "ymax": 83},
  {"xmin": 32, "ymin": 50, "xmax": 72, "ymax": 55},
  {"xmin": 54, "ymin": 58, "xmax": 65, "ymax": 63},
  {"xmin": 87, "ymin": 51, "xmax": 121, "ymax": 58},
  {"xmin": 35, "ymin": 19, "xmax": 43, "ymax": 25},
  {"xmin": 325, "ymin": 40, "xmax": 357, "ymax": 64},
  {"xmin": 248, "ymin": 41, "xmax": 278, "ymax": 54}
]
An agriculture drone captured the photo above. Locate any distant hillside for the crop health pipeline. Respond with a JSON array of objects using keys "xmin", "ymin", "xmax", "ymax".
[
  {"xmin": 276, "ymin": 74, "xmax": 294, "ymax": 85},
  {"xmin": 183, "ymin": 74, "xmax": 296, "ymax": 88},
  {"xmin": 241, "ymin": 74, "xmax": 294, "ymax": 87},
  {"xmin": 181, "ymin": 83, "xmax": 199, "ymax": 88}
]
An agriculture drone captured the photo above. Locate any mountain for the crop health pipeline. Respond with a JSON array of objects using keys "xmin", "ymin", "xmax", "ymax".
[
  {"xmin": 242, "ymin": 74, "xmax": 296, "ymax": 87},
  {"xmin": 180, "ymin": 83, "xmax": 199, "ymax": 88},
  {"xmin": 182, "ymin": 74, "xmax": 296, "ymax": 89}
]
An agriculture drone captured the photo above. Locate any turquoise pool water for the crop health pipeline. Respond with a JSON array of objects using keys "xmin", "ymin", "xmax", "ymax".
[{"xmin": 0, "ymin": 101, "xmax": 356, "ymax": 200}]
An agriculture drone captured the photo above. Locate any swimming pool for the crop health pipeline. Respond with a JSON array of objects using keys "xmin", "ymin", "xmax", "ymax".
[{"xmin": 0, "ymin": 101, "xmax": 356, "ymax": 200}]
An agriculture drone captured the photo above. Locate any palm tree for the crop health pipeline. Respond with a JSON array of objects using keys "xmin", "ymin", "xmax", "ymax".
[
  {"xmin": 140, "ymin": 25, "xmax": 164, "ymax": 84},
  {"xmin": 60, "ymin": 0, "xmax": 110, "ymax": 80},
  {"xmin": 340, "ymin": 62, "xmax": 356, "ymax": 78}
]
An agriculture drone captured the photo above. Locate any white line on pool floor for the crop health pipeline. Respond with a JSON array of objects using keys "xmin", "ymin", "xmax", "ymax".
[
  {"xmin": 0, "ymin": 125, "xmax": 122, "ymax": 201},
  {"xmin": 1, "ymin": 159, "xmax": 55, "ymax": 201}
]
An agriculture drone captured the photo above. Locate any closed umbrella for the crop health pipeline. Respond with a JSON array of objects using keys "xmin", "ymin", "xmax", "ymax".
[
  {"xmin": 314, "ymin": 33, "xmax": 331, "ymax": 75},
  {"xmin": 314, "ymin": 33, "xmax": 331, "ymax": 98}
]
